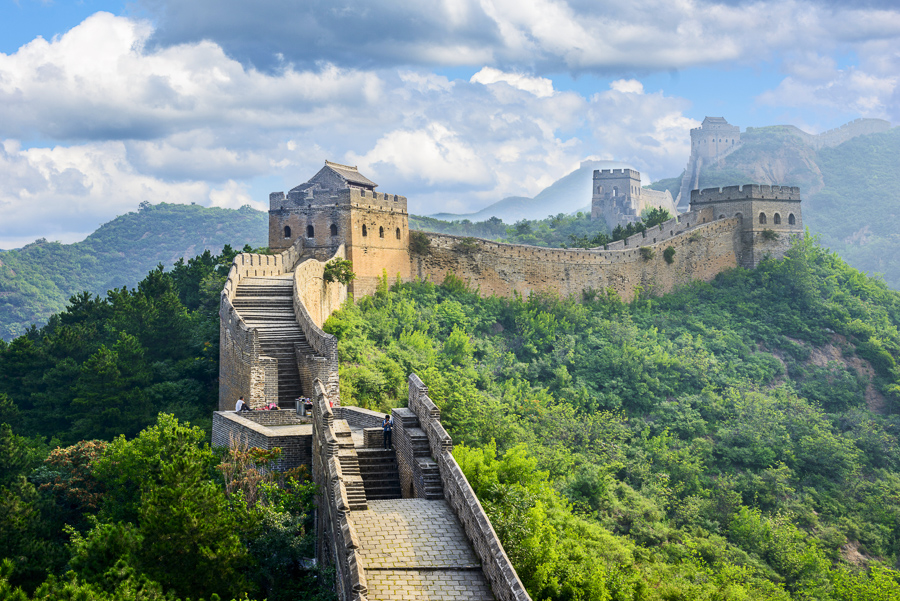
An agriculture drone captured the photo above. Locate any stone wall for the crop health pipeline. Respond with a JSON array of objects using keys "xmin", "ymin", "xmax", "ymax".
[
  {"xmin": 292, "ymin": 249, "xmax": 346, "ymax": 400},
  {"xmin": 211, "ymin": 411, "xmax": 312, "ymax": 471},
  {"xmin": 407, "ymin": 374, "xmax": 530, "ymax": 601},
  {"xmin": 310, "ymin": 379, "xmax": 369, "ymax": 601},
  {"xmin": 218, "ymin": 239, "xmax": 305, "ymax": 410},
  {"xmin": 410, "ymin": 208, "xmax": 742, "ymax": 302},
  {"xmin": 334, "ymin": 406, "xmax": 386, "ymax": 429}
]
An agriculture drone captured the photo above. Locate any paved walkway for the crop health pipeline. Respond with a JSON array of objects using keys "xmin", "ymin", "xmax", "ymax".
[{"xmin": 352, "ymin": 499, "xmax": 494, "ymax": 600}]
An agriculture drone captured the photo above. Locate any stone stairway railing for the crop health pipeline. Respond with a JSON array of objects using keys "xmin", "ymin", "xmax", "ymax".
[{"xmin": 311, "ymin": 379, "xmax": 369, "ymax": 601}]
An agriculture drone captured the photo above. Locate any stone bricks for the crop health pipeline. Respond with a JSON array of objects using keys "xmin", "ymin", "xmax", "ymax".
[{"xmin": 211, "ymin": 411, "xmax": 312, "ymax": 471}]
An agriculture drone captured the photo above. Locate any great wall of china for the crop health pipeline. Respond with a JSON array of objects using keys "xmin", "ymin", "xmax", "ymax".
[{"xmin": 213, "ymin": 157, "xmax": 806, "ymax": 599}]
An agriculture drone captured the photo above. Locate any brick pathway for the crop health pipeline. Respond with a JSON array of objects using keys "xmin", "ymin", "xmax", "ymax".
[{"xmin": 352, "ymin": 499, "xmax": 494, "ymax": 600}]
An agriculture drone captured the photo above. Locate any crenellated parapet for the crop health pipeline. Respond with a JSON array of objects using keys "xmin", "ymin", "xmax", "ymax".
[{"xmin": 691, "ymin": 184, "xmax": 801, "ymax": 203}]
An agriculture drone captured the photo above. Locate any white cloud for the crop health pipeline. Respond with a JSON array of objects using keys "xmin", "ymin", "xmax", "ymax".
[{"xmin": 470, "ymin": 67, "xmax": 555, "ymax": 97}]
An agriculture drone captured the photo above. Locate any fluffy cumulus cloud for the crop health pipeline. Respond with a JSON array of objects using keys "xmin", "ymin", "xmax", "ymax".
[{"xmin": 2, "ymin": 0, "xmax": 899, "ymax": 245}]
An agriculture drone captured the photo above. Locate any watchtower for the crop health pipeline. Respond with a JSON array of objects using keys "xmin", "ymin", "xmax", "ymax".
[
  {"xmin": 691, "ymin": 117, "xmax": 741, "ymax": 161},
  {"xmin": 690, "ymin": 184, "xmax": 802, "ymax": 268},
  {"xmin": 592, "ymin": 168, "xmax": 676, "ymax": 230},
  {"xmin": 268, "ymin": 161, "xmax": 411, "ymax": 295}
]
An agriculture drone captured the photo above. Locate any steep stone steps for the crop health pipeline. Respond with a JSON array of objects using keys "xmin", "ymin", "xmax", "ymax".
[
  {"xmin": 357, "ymin": 449, "xmax": 402, "ymax": 500},
  {"xmin": 233, "ymin": 276, "xmax": 307, "ymax": 407}
]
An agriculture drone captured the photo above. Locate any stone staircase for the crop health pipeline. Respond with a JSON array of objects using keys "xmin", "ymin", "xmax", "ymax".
[
  {"xmin": 335, "ymin": 421, "xmax": 368, "ymax": 511},
  {"xmin": 395, "ymin": 408, "xmax": 444, "ymax": 500},
  {"xmin": 357, "ymin": 449, "xmax": 402, "ymax": 500},
  {"xmin": 232, "ymin": 275, "xmax": 314, "ymax": 407}
]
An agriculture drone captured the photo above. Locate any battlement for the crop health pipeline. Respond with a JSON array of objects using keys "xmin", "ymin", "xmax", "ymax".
[
  {"xmin": 595, "ymin": 168, "xmax": 641, "ymax": 179},
  {"xmin": 691, "ymin": 184, "xmax": 801, "ymax": 203},
  {"xmin": 348, "ymin": 187, "xmax": 408, "ymax": 211}
]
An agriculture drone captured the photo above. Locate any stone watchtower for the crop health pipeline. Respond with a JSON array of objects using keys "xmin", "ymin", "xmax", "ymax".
[
  {"xmin": 592, "ymin": 168, "xmax": 676, "ymax": 230},
  {"xmin": 691, "ymin": 184, "xmax": 803, "ymax": 268},
  {"xmin": 691, "ymin": 117, "xmax": 741, "ymax": 161},
  {"xmin": 268, "ymin": 161, "xmax": 411, "ymax": 295}
]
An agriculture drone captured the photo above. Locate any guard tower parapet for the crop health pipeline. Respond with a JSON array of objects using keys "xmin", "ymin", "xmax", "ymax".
[
  {"xmin": 592, "ymin": 168, "xmax": 676, "ymax": 230},
  {"xmin": 690, "ymin": 184, "xmax": 802, "ymax": 268}
]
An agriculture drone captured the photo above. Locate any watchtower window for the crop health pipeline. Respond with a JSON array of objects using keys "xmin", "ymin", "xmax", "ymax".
[
  {"xmin": 719, "ymin": 214, "xmax": 725, "ymax": 220},
  {"xmin": 395, "ymin": 227, "xmax": 401, "ymax": 240},
  {"xmin": 362, "ymin": 224, "xmax": 368, "ymax": 237},
  {"xmin": 283, "ymin": 226, "xmax": 291, "ymax": 239},
  {"xmin": 735, "ymin": 212, "xmax": 743, "ymax": 220},
  {"xmin": 774, "ymin": 213, "xmax": 781, "ymax": 225},
  {"xmin": 379, "ymin": 226, "xmax": 384, "ymax": 238},
  {"xmin": 306, "ymin": 225, "xmax": 314, "ymax": 238},
  {"xmin": 613, "ymin": 186, "xmax": 619, "ymax": 197},
  {"xmin": 330, "ymin": 224, "xmax": 338, "ymax": 237},
  {"xmin": 788, "ymin": 213, "xmax": 796, "ymax": 225},
  {"xmin": 759, "ymin": 213, "xmax": 767, "ymax": 225}
]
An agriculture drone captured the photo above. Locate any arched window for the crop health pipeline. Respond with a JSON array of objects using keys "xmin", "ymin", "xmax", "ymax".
[
  {"xmin": 613, "ymin": 186, "xmax": 619, "ymax": 197},
  {"xmin": 774, "ymin": 213, "xmax": 781, "ymax": 225},
  {"xmin": 283, "ymin": 225, "xmax": 291, "ymax": 239},
  {"xmin": 597, "ymin": 185, "xmax": 603, "ymax": 195},
  {"xmin": 719, "ymin": 214, "xmax": 725, "ymax": 220},
  {"xmin": 735, "ymin": 212, "xmax": 743, "ymax": 220},
  {"xmin": 306, "ymin": 225, "xmax": 314, "ymax": 238},
  {"xmin": 395, "ymin": 227, "xmax": 401, "ymax": 240},
  {"xmin": 362, "ymin": 224, "xmax": 368, "ymax": 237},
  {"xmin": 330, "ymin": 224, "xmax": 338, "ymax": 237},
  {"xmin": 379, "ymin": 226, "xmax": 384, "ymax": 238},
  {"xmin": 788, "ymin": 213, "xmax": 796, "ymax": 225},
  {"xmin": 759, "ymin": 213, "xmax": 767, "ymax": 225}
]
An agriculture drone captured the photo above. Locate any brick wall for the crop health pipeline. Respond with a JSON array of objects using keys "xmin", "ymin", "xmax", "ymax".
[
  {"xmin": 407, "ymin": 374, "xmax": 531, "ymax": 601},
  {"xmin": 211, "ymin": 411, "xmax": 312, "ymax": 471},
  {"xmin": 410, "ymin": 209, "xmax": 741, "ymax": 303},
  {"xmin": 310, "ymin": 379, "xmax": 369, "ymax": 601}
]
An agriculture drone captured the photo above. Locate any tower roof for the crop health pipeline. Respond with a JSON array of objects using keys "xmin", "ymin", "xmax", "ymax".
[
  {"xmin": 322, "ymin": 160, "xmax": 378, "ymax": 189},
  {"xmin": 291, "ymin": 160, "xmax": 378, "ymax": 193}
]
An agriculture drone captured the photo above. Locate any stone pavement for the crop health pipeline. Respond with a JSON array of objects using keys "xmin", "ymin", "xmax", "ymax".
[{"xmin": 352, "ymin": 498, "xmax": 494, "ymax": 600}]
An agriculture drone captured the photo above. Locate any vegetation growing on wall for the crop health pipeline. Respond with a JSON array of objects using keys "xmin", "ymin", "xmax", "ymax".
[{"xmin": 324, "ymin": 237, "xmax": 900, "ymax": 600}]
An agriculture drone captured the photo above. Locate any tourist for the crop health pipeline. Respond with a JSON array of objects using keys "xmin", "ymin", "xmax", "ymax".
[
  {"xmin": 382, "ymin": 414, "xmax": 393, "ymax": 450},
  {"xmin": 235, "ymin": 396, "xmax": 249, "ymax": 412}
]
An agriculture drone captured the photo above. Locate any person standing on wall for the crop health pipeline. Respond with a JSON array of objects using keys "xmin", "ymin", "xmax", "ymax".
[{"xmin": 383, "ymin": 414, "xmax": 393, "ymax": 450}]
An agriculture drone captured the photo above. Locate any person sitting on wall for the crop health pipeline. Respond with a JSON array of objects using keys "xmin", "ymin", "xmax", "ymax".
[
  {"xmin": 383, "ymin": 414, "xmax": 393, "ymax": 450},
  {"xmin": 235, "ymin": 396, "xmax": 250, "ymax": 412}
]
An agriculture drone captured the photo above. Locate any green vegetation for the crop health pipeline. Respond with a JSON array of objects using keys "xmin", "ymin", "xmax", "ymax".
[
  {"xmin": 0, "ymin": 245, "xmax": 331, "ymax": 600},
  {"xmin": 323, "ymin": 258, "xmax": 356, "ymax": 285},
  {"xmin": 697, "ymin": 125, "xmax": 900, "ymax": 289},
  {"xmin": 0, "ymin": 202, "xmax": 267, "ymax": 341},
  {"xmin": 412, "ymin": 211, "xmax": 611, "ymax": 248},
  {"xmin": 324, "ymin": 238, "xmax": 900, "ymax": 600}
]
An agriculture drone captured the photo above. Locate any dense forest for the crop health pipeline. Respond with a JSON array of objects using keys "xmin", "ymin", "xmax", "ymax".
[
  {"xmin": 0, "ymin": 244, "xmax": 334, "ymax": 600},
  {"xmin": 326, "ymin": 237, "xmax": 900, "ymax": 600},
  {"xmin": 0, "ymin": 202, "xmax": 267, "ymax": 341},
  {"xmin": 3, "ymin": 234, "xmax": 900, "ymax": 599}
]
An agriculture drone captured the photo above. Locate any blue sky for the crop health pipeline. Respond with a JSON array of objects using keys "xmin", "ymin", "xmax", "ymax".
[{"xmin": 1, "ymin": 0, "xmax": 898, "ymax": 248}]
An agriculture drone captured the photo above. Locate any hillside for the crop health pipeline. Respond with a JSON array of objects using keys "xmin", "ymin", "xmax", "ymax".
[
  {"xmin": 326, "ymin": 241, "xmax": 900, "ymax": 600},
  {"xmin": 0, "ymin": 202, "xmax": 267, "ymax": 340},
  {"xmin": 700, "ymin": 126, "xmax": 900, "ymax": 287}
]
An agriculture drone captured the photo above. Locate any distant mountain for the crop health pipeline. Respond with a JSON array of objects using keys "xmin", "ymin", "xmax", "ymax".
[
  {"xmin": 697, "ymin": 125, "xmax": 900, "ymax": 287},
  {"xmin": 0, "ymin": 203, "xmax": 267, "ymax": 340},
  {"xmin": 431, "ymin": 159, "xmax": 633, "ymax": 222}
]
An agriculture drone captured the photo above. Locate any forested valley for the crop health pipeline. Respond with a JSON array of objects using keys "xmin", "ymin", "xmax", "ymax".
[{"xmin": 2, "ymin": 237, "xmax": 900, "ymax": 599}]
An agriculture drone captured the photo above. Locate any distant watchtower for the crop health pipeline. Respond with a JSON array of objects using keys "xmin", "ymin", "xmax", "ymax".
[
  {"xmin": 268, "ymin": 161, "xmax": 411, "ymax": 295},
  {"xmin": 592, "ymin": 168, "xmax": 676, "ymax": 230},
  {"xmin": 691, "ymin": 184, "xmax": 802, "ymax": 268},
  {"xmin": 691, "ymin": 117, "xmax": 741, "ymax": 161}
]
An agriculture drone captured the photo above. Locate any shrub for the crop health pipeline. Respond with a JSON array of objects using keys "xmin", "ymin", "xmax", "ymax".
[
  {"xmin": 663, "ymin": 246, "xmax": 676, "ymax": 264},
  {"xmin": 409, "ymin": 231, "xmax": 431, "ymax": 255},
  {"xmin": 639, "ymin": 247, "xmax": 655, "ymax": 260},
  {"xmin": 456, "ymin": 237, "xmax": 480, "ymax": 254},
  {"xmin": 323, "ymin": 258, "xmax": 355, "ymax": 285},
  {"xmin": 762, "ymin": 229, "xmax": 779, "ymax": 241}
]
